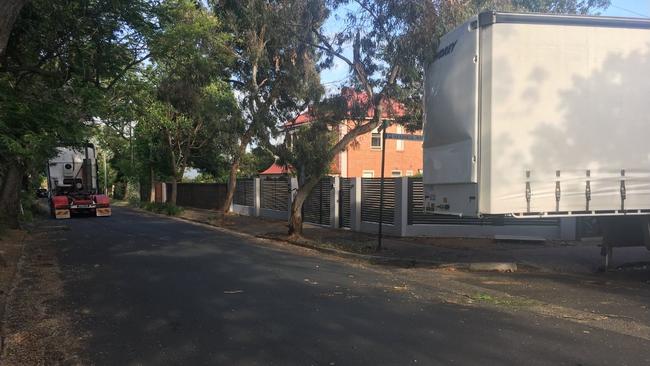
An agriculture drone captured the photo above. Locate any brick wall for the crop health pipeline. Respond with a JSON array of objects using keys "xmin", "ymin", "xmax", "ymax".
[{"xmin": 340, "ymin": 121, "xmax": 423, "ymax": 178}]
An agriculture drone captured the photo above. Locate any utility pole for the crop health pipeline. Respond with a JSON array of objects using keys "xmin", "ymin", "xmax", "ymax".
[
  {"xmin": 103, "ymin": 152, "xmax": 108, "ymax": 195},
  {"xmin": 377, "ymin": 119, "xmax": 388, "ymax": 252}
]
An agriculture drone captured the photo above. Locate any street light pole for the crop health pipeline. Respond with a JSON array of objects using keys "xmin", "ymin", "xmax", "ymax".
[{"xmin": 377, "ymin": 120, "xmax": 387, "ymax": 252}]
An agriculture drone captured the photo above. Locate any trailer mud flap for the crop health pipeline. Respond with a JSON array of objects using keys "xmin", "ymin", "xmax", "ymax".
[
  {"xmin": 54, "ymin": 209, "xmax": 70, "ymax": 219},
  {"xmin": 96, "ymin": 208, "xmax": 112, "ymax": 217}
]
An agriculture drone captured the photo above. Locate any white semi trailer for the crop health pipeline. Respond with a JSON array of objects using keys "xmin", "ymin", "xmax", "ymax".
[{"xmin": 423, "ymin": 12, "xmax": 650, "ymax": 263}]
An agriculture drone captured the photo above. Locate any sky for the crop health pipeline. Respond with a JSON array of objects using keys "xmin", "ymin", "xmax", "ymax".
[{"xmin": 319, "ymin": 0, "xmax": 650, "ymax": 93}]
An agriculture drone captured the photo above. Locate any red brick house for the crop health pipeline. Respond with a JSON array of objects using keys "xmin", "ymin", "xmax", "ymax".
[{"xmin": 275, "ymin": 88, "xmax": 423, "ymax": 178}]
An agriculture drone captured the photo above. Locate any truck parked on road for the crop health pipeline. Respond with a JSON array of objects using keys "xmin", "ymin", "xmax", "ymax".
[
  {"xmin": 423, "ymin": 12, "xmax": 650, "ymax": 264},
  {"xmin": 47, "ymin": 144, "xmax": 111, "ymax": 219}
]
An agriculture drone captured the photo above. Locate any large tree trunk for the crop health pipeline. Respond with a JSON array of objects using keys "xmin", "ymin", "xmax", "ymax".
[
  {"xmin": 288, "ymin": 175, "xmax": 321, "ymax": 237},
  {"xmin": 222, "ymin": 159, "xmax": 239, "ymax": 214},
  {"xmin": 0, "ymin": 0, "xmax": 28, "ymax": 57},
  {"xmin": 149, "ymin": 165, "xmax": 155, "ymax": 203},
  {"xmin": 0, "ymin": 162, "xmax": 22, "ymax": 229},
  {"xmin": 222, "ymin": 133, "xmax": 252, "ymax": 214},
  {"xmin": 170, "ymin": 179, "xmax": 178, "ymax": 205}
]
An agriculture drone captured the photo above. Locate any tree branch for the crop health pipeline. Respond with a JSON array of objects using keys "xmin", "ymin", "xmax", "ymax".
[
  {"xmin": 224, "ymin": 78, "xmax": 246, "ymax": 87},
  {"xmin": 309, "ymin": 30, "xmax": 354, "ymax": 66},
  {"xmin": 104, "ymin": 52, "xmax": 151, "ymax": 91}
]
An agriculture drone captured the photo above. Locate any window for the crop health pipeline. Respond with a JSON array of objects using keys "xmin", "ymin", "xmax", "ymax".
[
  {"xmin": 371, "ymin": 128, "xmax": 382, "ymax": 149},
  {"xmin": 396, "ymin": 126, "xmax": 404, "ymax": 151},
  {"xmin": 406, "ymin": 170, "xmax": 414, "ymax": 176},
  {"xmin": 391, "ymin": 170, "xmax": 402, "ymax": 177},
  {"xmin": 362, "ymin": 170, "xmax": 374, "ymax": 178}
]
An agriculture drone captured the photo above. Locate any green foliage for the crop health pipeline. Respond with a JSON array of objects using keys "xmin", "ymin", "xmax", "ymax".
[
  {"xmin": 215, "ymin": 0, "xmax": 326, "ymax": 133},
  {"xmin": 277, "ymin": 123, "xmax": 336, "ymax": 183},
  {"xmin": 140, "ymin": 201, "xmax": 184, "ymax": 216},
  {"xmin": 125, "ymin": 178, "xmax": 141, "ymax": 205},
  {"xmin": 508, "ymin": 0, "xmax": 610, "ymax": 14},
  {"xmin": 18, "ymin": 190, "xmax": 36, "ymax": 223},
  {"xmin": 139, "ymin": 1, "xmax": 238, "ymax": 190},
  {"xmin": 239, "ymin": 147, "xmax": 276, "ymax": 177},
  {"xmin": 188, "ymin": 173, "xmax": 221, "ymax": 184}
]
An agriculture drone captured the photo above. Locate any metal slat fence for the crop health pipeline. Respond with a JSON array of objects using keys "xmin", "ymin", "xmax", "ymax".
[
  {"xmin": 303, "ymin": 177, "xmax": 332, "ymax": 226},
  {"xmin": 234, "ymin": 179, "xmax": 255, "ymax": 206},
  {"xmin": 339, "ymin": 178, "xmax": 353, "ymax": 228},
  {"xmin": 164, "ymin": 183, "xmax": 227, "ymax": 210},
  {"xmin": 260, "ymin": 176, "xmax": 289, "ymax": 211},
  {"xmin": 407, "ymin": 177, "xmax": 559, "ymax": 226},
  {"xmin": 361, "ymin": 178, "xmax": 396, "ymax": 224}
]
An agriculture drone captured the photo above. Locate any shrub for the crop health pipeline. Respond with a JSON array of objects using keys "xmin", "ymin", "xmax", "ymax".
[{"xmin": 140, "ymin": 202, "xmax": 183, "ymax": 216}]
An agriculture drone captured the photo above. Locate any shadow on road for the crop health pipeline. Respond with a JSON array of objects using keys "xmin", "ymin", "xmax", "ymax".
[{"xmin": 48, "ymin": 208, "xmax": 650, "ymax": 365}]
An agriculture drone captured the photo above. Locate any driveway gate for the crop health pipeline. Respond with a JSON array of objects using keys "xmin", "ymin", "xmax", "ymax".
[{"xmin": 339, "ymin": 178, "xmax": 353, "ymax": 228}]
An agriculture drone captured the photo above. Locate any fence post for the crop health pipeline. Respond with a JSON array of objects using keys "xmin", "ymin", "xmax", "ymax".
[
  {"xmin": 254, "ymin": 177, "xmax": 261, "ymax": 217},
  {"xmin": 289, "ymin": 176, "xmax": 298, "ymax": 220},
  {"xmin": 397, "ymin": 177, "xmax": 409, "ymax": 237},
  {"xmin": 331, "ymin": 176, "xmax": 340, "ymax": 229},
  {"xmin": 351, "ymin": 177, "xmax": 362, "ymax": 231}
]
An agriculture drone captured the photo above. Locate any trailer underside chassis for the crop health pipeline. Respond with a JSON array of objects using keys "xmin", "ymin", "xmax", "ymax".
[{"xmin": 598, "ymin": 215, "xmax": 650, "ymax": 269}]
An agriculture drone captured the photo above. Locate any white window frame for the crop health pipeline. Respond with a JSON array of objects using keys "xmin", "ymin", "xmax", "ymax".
[
  {"xmin": 406, "ymin": 170, "xmax": 414, "ymax": 176},
  {"xmin": 370, "ymin": 127, "xmax": 382, "ymax": 150},
  {"xmin": 391, "ymin": 170, "xmax": 402, "ymax": 177},
  {"xmin": 362, "ymin": 170, "xmax": 375, "ymax": 178}
]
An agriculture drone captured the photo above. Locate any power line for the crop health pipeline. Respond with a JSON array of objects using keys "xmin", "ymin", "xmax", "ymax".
[{"xmin": 609, "ymin": 3, "xmax": 650, "ymax": 18}]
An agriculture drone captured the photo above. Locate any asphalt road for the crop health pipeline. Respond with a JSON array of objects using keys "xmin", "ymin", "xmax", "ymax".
[{"xmin": 54, "ymin": 207, "xmax": 650, "ymax": 365}]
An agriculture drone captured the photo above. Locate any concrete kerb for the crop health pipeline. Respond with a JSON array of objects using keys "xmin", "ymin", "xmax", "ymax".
[{"xmin": 131, "ymin": 206, "xmax": 436, "ymax": 267}]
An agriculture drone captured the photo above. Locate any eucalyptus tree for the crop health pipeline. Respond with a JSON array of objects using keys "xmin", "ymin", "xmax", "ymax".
[
  {"xmin": 141, "ymin": 0, "xmax": 238, "ymax": 205},
  {"xmin": 284, "ymin": 0, "xmax": 611, "ymax": 236},
  {"xmin": 213, "ymin": 0, "xmax": 325, "ymax": 214}
]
